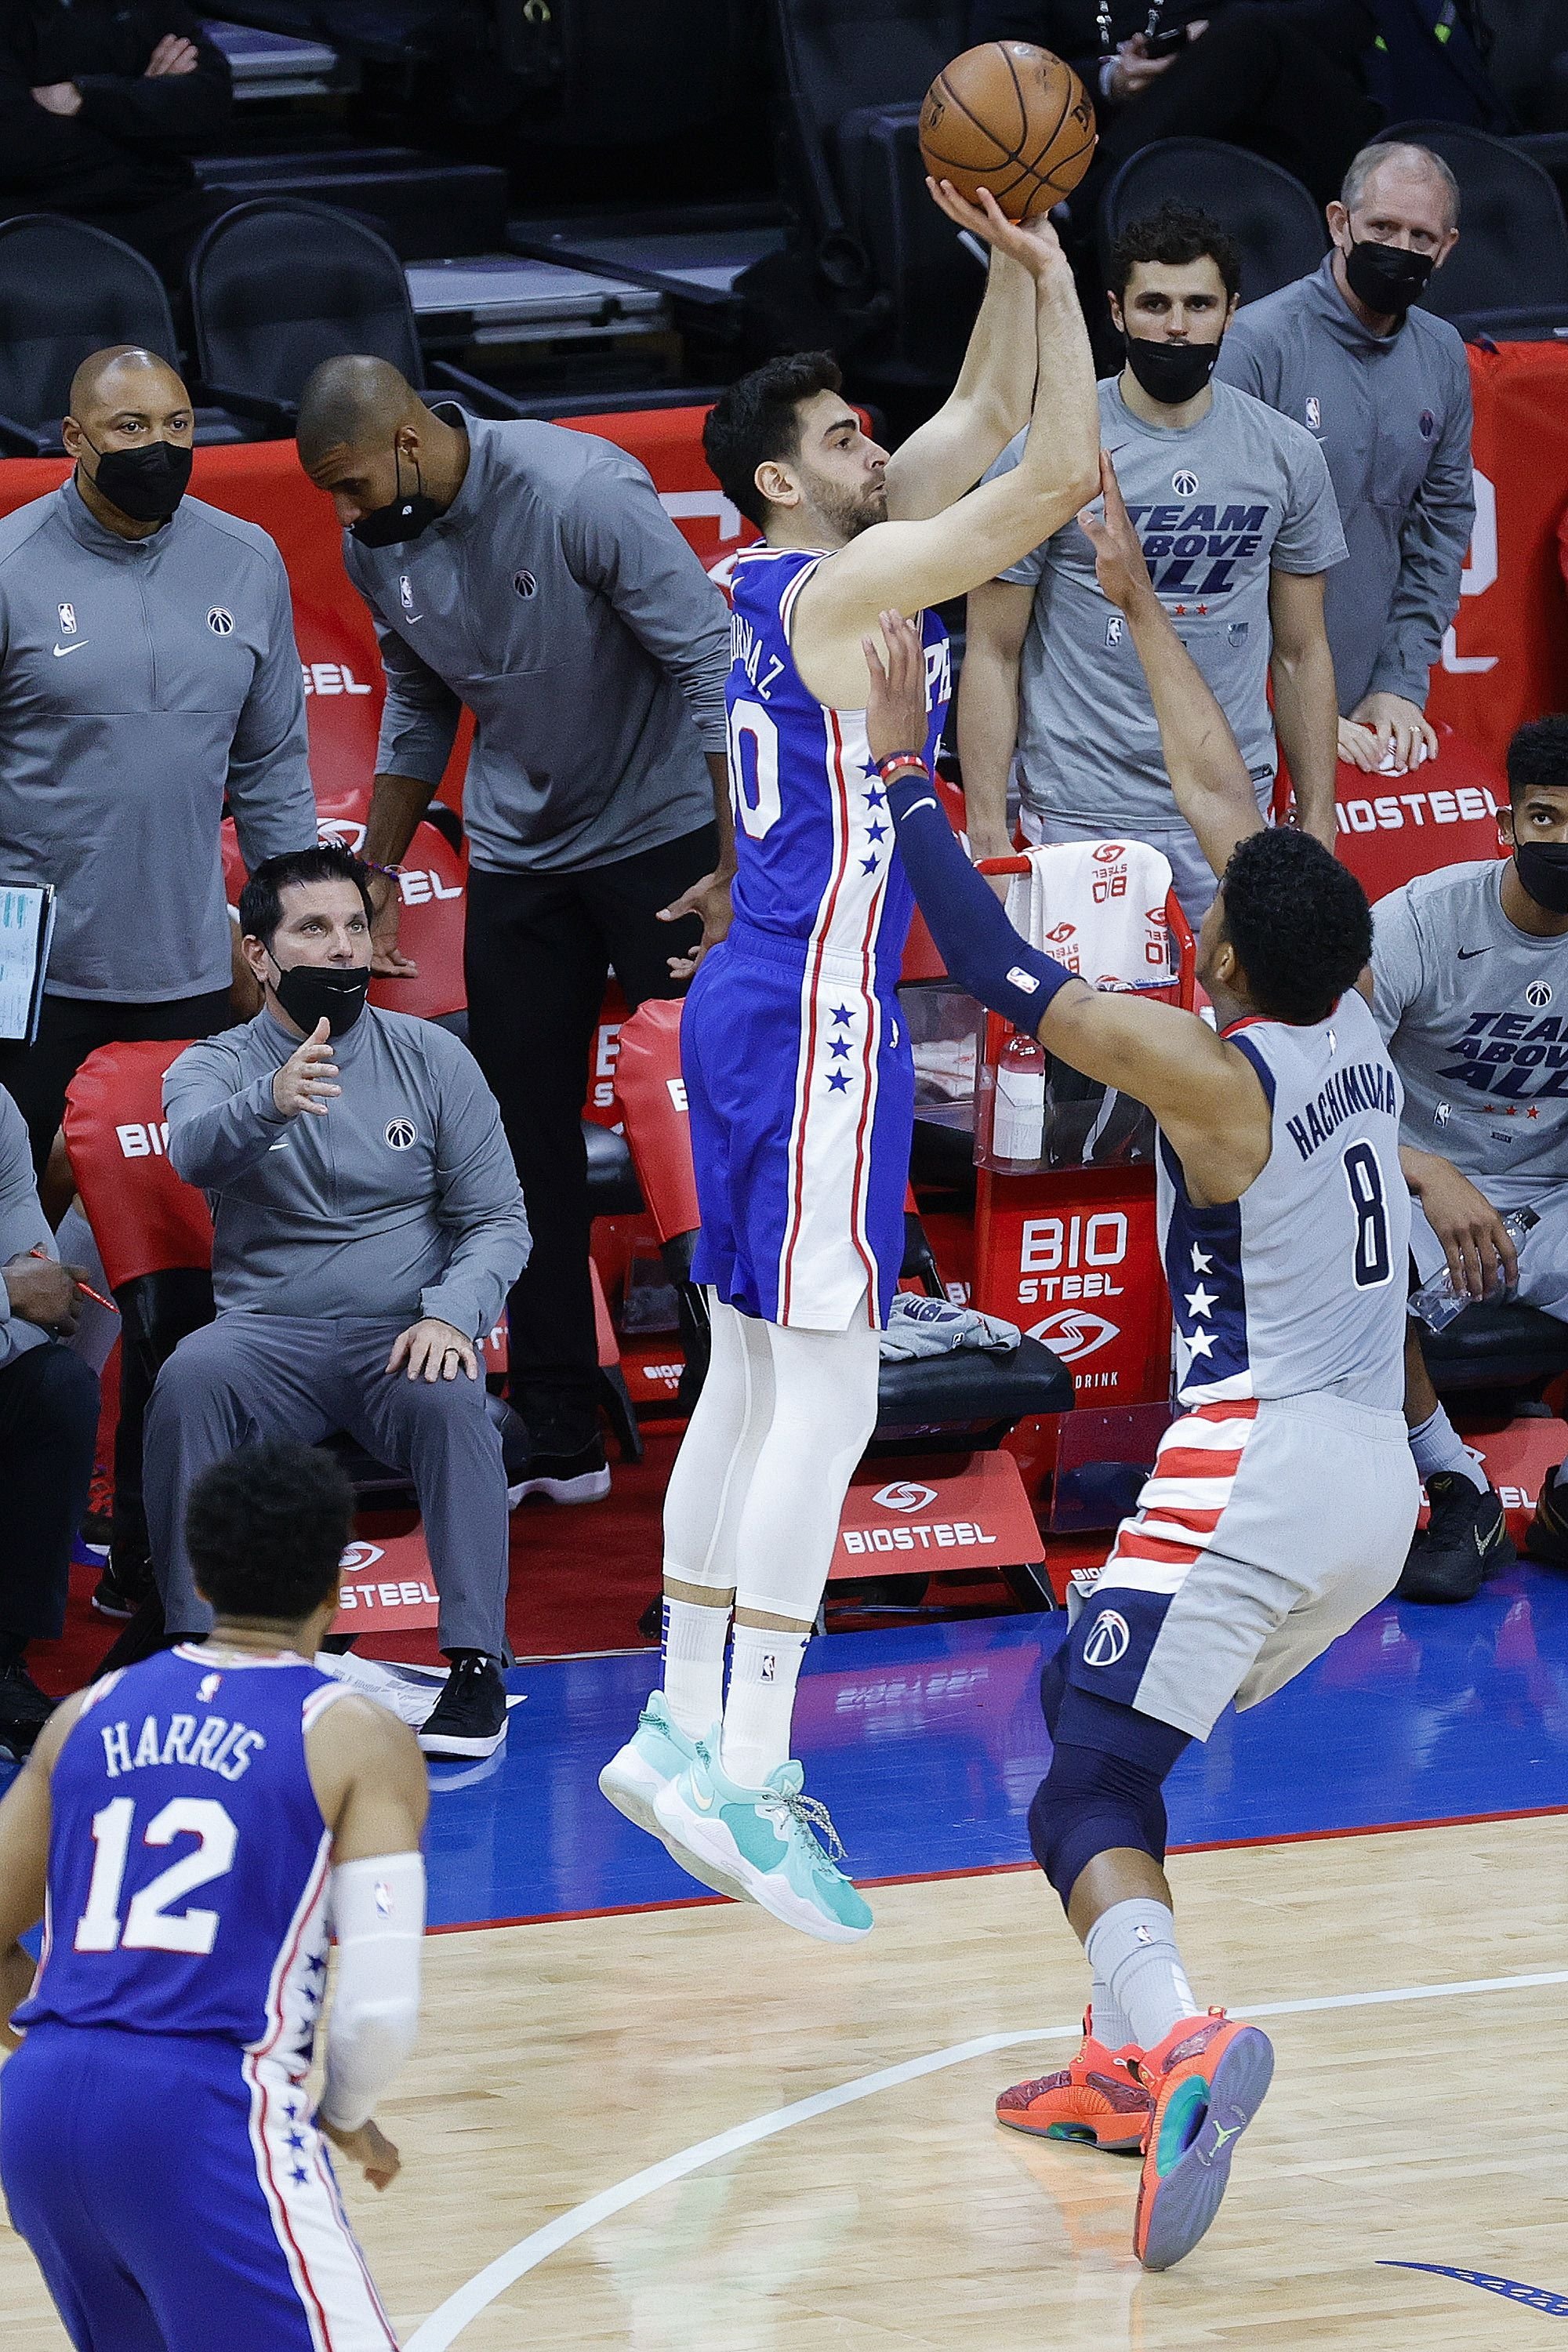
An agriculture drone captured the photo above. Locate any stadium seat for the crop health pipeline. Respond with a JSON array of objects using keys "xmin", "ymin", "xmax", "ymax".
[
  {"xmin": 0, "ymin": 217, "xmax": 179, "ymax": 457},
  {"xmin": 1417, "ymin": 1301, "xmax": 1568, "ymax": 1401},
  {"xmin": 1374, "ymin": 121, "xmax": 1568, "ymax": 339},
  {"xmin": 768, "ymin": 0, "xmax": 981, "ymax": 388},
  {"xmin": 1098, "ymin": 141, "xmax": 1328, "ymax": 308},
  {"xmin": 185, "ymin": 198, "xmax": 533, "ymax": 434}
]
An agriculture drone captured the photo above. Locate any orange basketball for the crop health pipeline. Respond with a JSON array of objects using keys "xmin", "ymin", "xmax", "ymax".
[{"xmin": 919, "ymin": 42, "xmax": 1097, "ymax": 220}]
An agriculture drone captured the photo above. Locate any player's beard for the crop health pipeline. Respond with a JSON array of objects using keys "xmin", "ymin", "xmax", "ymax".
[{"xmin": 806, "ymin": 470, "xmax": 888, "ymax": 543}]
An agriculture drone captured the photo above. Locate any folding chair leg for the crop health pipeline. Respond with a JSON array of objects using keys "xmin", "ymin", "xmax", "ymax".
[{"xmin": 598, "ymin": 1363, "xmax": 644, "ymax": 1463}]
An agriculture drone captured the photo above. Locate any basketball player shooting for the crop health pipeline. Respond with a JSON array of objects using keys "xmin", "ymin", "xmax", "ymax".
[
  {"xmin": 864, "ymin": 459, "xmax": 1420, "ymax": 2269},
  {"xmin": 0, "ymin": 1442, "xmax": 426, "ymax": 2347},
  {"xmin": 600, "ymin": 191, "xmax": 1100, "ymax": 1943}
]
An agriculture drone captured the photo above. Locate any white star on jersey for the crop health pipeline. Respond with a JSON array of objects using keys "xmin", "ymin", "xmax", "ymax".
[
  {"xmin": 1184, "ymin": 1327, "xmax": 1217, "ymax": 1359},
  {"xmin": 1189, "ymin": 1246, "xmax": 1213, "ymax": 1272},
  {"xmin": 1185, "ymin": 1285, "xmax": 1217, "ymax": 1318}
]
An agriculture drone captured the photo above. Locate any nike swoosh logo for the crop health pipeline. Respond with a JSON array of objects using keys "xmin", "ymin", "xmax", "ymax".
[
  {"xmin": 51, "ymin": 641, "xmax": 88, "ymax": 657},
  {"xmin": 1457, "ymin": 948, "xmax": 1490, "ymax": 960},
  {"xmin": 690, "ymin": 1780, "xmax": 714, "ymax": 1811}
]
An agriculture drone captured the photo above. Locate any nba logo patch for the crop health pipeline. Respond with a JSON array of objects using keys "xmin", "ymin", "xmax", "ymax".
[
  {"xmin": 1305, "ymin": 396, "xmax": 1321, "ymax": 430},
  {"xmin": 1419, "ymin": 409, "xmax": 1436, "ymax": 440},
  {"xmin": 197, "ymin": 1673, "xmax": 222, "ymax": 1703},
  {"xmin": 56, "ymin": 602, "xmax": 77, "ymax": 635},
  {"xmin": 1105, "ymin": 614, "xmax": 1123, "ymax": 648},
  {"xmin": 399, "ymin": 575, "xmax": 415, "ymax": 613},
  {"xmin": 1227, "ymin": 621, "xmax": 1249, "ymax": 649}
]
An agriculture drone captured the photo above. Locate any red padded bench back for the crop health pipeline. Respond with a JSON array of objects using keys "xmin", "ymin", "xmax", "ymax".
[
  {"xmin": 64, "ymin": 1040, "xmax": 213, "ymax": 1290},
  {"xmin": 613, "ymin": 998, "xmax": 700, "ymax": 1245}
]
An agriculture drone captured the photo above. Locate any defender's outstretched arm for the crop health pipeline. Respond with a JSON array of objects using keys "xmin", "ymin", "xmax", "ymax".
[
  {"xmin": 1077, "ymin": 453, "xmax": 1264, "ymax": 881},
  {"xmin": 883, "ymin": 183, "xmax": 1054, "ymax": 524},
  {"xmin": 862, "ymin": 612, "xmax": 1263, "ymax": 1164}
]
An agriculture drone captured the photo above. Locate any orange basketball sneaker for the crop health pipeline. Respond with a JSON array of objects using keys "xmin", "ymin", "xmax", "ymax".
[
  {"xmin": 995, "ymin": 2010, "xmax": 1152, "ymax": 2152},
  {"xmin": 1131, "ymin": 2011, "xmax": 1275, "ymax": 2270}
]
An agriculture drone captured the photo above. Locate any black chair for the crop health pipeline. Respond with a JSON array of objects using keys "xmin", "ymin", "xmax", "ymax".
[
  {"xmin": 1098, "ymin": 140, "xmax": 1328, "ymax": 309},
  {"xmin": 0, "ymin": 216, "xmax": 178, "ymax": 457},
  {"xmin": 768, "ymin": 0, "xmax": 981, "ymax": 388},
  {"xmin": 186, "ymin": 198, "xmax": 532, "ymax": 434},
  {"xmin": 1374, "ymin": 121, "xmax": 1568, "ymax": 339},
  {"xmin": 1419, "ymin": 1300, "xmax": 1568, "ymax": 1403}
]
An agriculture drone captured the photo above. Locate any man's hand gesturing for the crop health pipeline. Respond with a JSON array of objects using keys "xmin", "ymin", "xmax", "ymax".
[
  {"xmin": 273, "ymin": 1018, "xmax": 341, "ymax": 1118},
  {"xmin": 925, "ymin": 180, "xmax": 1070, "ymax": 283}
]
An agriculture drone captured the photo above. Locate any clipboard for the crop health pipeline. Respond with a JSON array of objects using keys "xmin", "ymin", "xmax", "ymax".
[{"xmin": 0, "ymin": 884, "xmax": 56, "ymax": 1045}]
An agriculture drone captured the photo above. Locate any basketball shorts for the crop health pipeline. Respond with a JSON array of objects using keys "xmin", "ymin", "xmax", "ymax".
[
  {"xmin": 1410, "ymin": 1179, "xmax": 1568, "ymax": 1324},
  {"xmin": 1058, "ymin": 1391, "xmax": 1420, "ymax": 1741},
  {"xmin": 684, "ymin": 922, "xmax": 913, "ymax": 1330},
  {"xmin": 0, "ymin": 2022, "xmax": 397, "ymax": 2351}
]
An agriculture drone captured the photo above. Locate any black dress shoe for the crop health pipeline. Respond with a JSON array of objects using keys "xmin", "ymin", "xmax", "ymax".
[
  {"xmin": 1526, "ymin": 1460, "xmax": 1568, "ymax": 1566},
  {"xmin": 1397, "ymin": 1472, "xmax": 1515, "ymax": 1604},
  {"xmin": 92, "ymin": 1548, "xmax": 154, "ymax": 1621},
  {"xmin": 418, "ymin": 1653, "xmax": 509, "ymax": 1759},
  {"xmin": 505, "ymin": 1431, "xmax": 610, "ymax": 1507}
]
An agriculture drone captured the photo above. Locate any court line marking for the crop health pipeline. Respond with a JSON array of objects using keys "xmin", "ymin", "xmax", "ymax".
[{"xmin": 402, "ymin": 1964, "xmax": 1568, "ymax": 2348}]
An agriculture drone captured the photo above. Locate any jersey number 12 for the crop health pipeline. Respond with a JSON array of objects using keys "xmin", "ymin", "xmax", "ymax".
[{"xmin": 74, "ymin": 1796, "xmax": 238, "ymax": 1957}]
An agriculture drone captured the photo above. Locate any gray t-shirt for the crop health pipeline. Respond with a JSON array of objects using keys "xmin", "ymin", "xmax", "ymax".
[
  {"xmin": 347, "ymin": 408, "xmax": 729, "ymax": 876},
  {"xmin": 1371, "ymin": 858, "xmax": 1568, "ymax": 1209},
  {"xmin": 986, "ymin": 376, "xmax": 1346, "ymax": 827}
]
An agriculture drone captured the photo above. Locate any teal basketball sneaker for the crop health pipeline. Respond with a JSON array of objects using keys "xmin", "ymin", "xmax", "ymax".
[
  {"xmin": 652, "ymin": 1744, "xmax": 872, "ymax": 1943},
  {"xmin": 598, "ymin": 1694, "xmax": 748, "ymax": 1902}
]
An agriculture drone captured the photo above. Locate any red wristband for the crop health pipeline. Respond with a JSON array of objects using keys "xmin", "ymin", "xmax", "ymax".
[{"xmin": 876, "ymin": 753, "xmax": 929, "ymax": 782}]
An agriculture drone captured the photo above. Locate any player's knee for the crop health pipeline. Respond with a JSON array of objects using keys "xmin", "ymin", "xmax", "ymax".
[{"xmin": 1027, "ymin": 1739, "xmax": 1169, "ymax": 1904}]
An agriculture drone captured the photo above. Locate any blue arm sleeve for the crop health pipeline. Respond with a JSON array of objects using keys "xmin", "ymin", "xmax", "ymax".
[{"xmin": 884, "ymin": 769, "xmax": 1079, "ymax": 1032}]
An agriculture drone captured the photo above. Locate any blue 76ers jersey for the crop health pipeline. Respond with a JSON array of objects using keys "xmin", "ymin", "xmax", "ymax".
[
  {"xmin": 725, "ymin": 546, "xmax": 950, "ymax": 982},
  {"xmin": 16, "ymin": 1647, "xmax": 347, "ymax": 2065}
]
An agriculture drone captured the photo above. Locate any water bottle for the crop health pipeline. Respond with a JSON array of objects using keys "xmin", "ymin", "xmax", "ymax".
[
  {"xmin": 1409, "ymin": 1204, "xmax": 1539, "ymax": 1332},
  {"xmin": 991, "ymin": 1029, "xmax": 1047, "ymax": 1168}
]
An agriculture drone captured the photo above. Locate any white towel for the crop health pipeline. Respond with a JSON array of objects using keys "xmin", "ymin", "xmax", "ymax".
[{"xmin": 1001, "ymin": 837, "xmax": 1176, "ymax": 991}]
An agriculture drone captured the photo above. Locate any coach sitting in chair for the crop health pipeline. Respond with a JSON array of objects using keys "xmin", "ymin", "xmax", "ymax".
[{"xmin": 143, "ymin": 844, "xmax": 531, "ymax": 1759}]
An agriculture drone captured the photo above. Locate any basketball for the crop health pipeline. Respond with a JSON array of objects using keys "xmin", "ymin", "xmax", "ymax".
[{"xmin": 919, "ymin": 42, "xmax": 1097, "ymax": 220}]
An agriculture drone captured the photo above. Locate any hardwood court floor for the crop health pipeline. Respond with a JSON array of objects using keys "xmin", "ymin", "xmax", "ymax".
[{"xmin": 4, "ymin": 1815, "xmax": 1566, "ymax": 2350}]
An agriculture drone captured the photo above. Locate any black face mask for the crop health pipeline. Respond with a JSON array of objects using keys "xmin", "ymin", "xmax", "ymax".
[
  {"xmin": 267, "ymin": 955, "xmax": 371, "ymax": 1037},
  {"xmin": 1342, "ymin": 235, "xmax": 1436, "ymax": 319},
  {"xmin": 1122, "ymin": 333, "xmax": 1221, "ymax": 407},
  {"xmin": 82, "ymin": 436, "xmax": 192, "ymax": 523},
  {"xmin": 349, "ymin": 445, "xmax": 441, "ymax": 548},
  {"xmin": 1514, "ymin": 840, "xmax": 1568, "ymax": 916}
]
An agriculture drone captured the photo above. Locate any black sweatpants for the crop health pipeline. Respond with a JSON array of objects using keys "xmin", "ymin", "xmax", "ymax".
[
  {"xmin": 0, "ymin": 985, "xmax": 236, "ymax": 1571},
  {"xmin": 464, "ymin": 824, "xmax": 717, "ymax": 1444},
  {"xmin": 0, "ymin": 1343, "xmax": 100, "ymax": 1642}
]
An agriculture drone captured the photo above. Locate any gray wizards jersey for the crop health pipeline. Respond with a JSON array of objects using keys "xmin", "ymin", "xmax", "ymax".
[
  {"xmin": 1160, "ymin": 989, "xmax": 1406, "ymax": 1410},
  {"xmin": 1371, "ymin": 859, "xmax": 1568, "ymax": 1209}
]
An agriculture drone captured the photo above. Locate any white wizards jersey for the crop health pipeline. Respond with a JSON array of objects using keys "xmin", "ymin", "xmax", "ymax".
[{"xmin": 1160, "ymin": 988, "xmax": 1407, "ymax": 1410}]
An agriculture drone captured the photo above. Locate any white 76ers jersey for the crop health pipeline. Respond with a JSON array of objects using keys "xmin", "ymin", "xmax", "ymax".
[
  {"xmin": 1160, "ymin": 988, "xmax": 1408, "ymax": 1410},
  {"xmin": 726, "ymin": 546, "xmax": 950, "ymax": 982}
]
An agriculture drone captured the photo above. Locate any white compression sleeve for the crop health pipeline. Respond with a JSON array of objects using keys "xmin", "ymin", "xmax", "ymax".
[
  {"xmin": 662, "ymin": 1295, "xmax": 775, "ymax": 1593},
  {"xmin": 731, "ymin": 1313, "xmax": 880, "ymax": 1622},
  {"xmin": 319, "ymin": 1851, "xmax": 426, "ymax": 2132}
]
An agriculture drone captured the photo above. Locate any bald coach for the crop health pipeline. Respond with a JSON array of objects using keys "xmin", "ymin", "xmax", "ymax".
[
  {"xmin": 296, "ymin": 358, "xmax": 731, "ymax": 1503},
  {"xmin": 0, "ymin": 344, "xmax": 316, "ymax": 1169}
]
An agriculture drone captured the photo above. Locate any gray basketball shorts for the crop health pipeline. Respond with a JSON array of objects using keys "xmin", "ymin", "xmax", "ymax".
[
  {"xmin": 1062, "ymin": 1391, "xmax": 1421, "ymax": 1742},
  {"xmin": 1410, "ymin": 1178, "xmax": 1568, "ymax": 1324}
]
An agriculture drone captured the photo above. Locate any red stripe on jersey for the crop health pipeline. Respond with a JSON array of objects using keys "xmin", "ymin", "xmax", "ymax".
[
  {"xmin": 1109, "ymin": 1528, "xmax": 1206, "ymax": 1567},
  {"xmin": 1140, "ymin": 1503, "xmax": 1226, "ymax": 1534},
  {"xmin": 1151, "ymin": 1447, "xmax": 1247, "ymax": 1483}
]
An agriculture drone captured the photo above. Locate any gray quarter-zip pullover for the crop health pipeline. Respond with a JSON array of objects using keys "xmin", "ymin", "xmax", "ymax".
[
  {"xmin": 163, "ymin": 1003, "xmax": 530, "ymax": 1338},
  {"xmin": 0, "ymin": 1086, "xmax": 55, "ymax": 1373},
  {"xmin": 1214, "ymin": 255, "xmax": 1474, "ymax": 714},
  {"xmin": 0, "ymin": 480, "xmax": 316, "ymax": 1002},
  {"xmin": 345, "ymin": 408, "xmax": 729, "ymax": 874}
]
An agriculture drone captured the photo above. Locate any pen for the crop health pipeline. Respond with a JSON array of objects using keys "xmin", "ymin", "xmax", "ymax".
[{"xmin": 28, "ymin": 1243, "xmax": 118, "ymax": 1315}]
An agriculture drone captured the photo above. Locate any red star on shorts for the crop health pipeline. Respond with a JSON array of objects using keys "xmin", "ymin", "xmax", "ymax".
[{"xmin": 1528, "ymin": 1105, "xmax": 1541, "ymax": 1119}]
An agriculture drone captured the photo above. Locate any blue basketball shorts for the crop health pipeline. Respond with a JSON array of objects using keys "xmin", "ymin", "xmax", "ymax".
[
  {"xmin": 684, "ymin": 923, "xmax": 913, "ymax": 1330},
  {"xmin": 0, "ymin": 2022, "xmax": 397, "ymax": 2351}
]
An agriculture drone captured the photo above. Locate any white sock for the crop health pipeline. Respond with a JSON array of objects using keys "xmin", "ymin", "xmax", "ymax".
[
  {"xmin": 660, "ymin": 1598, "xmax": 729, "ymax": 1738},
  {"xmin": 1090, "ymin": 1976, "xmax": 1136, "ymax": 2051},
  {"xmin": 720, "ymin": 1623, "xmax": 809, "ymax": 1788},
  {"xmin": 1084, "ymin": 1900, "xmax": 1198, "ymax": 2053},
  {"xmin": 54, "ymin": 1206, "xmax": 118, "ymax": 1377},
  {"xmin": 1407, "ymin": 1406, "xmax": 1487, "ymax": 1494}
]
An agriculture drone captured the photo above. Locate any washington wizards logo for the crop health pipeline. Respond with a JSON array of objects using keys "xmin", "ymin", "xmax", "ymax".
[
  {"xmin": 206, "ymin": 607, "xmax": 234, "ymax": 635},
  {"xmin": 384, "ymin": 1119, "xmax": 417, "ymax": 1150}
]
